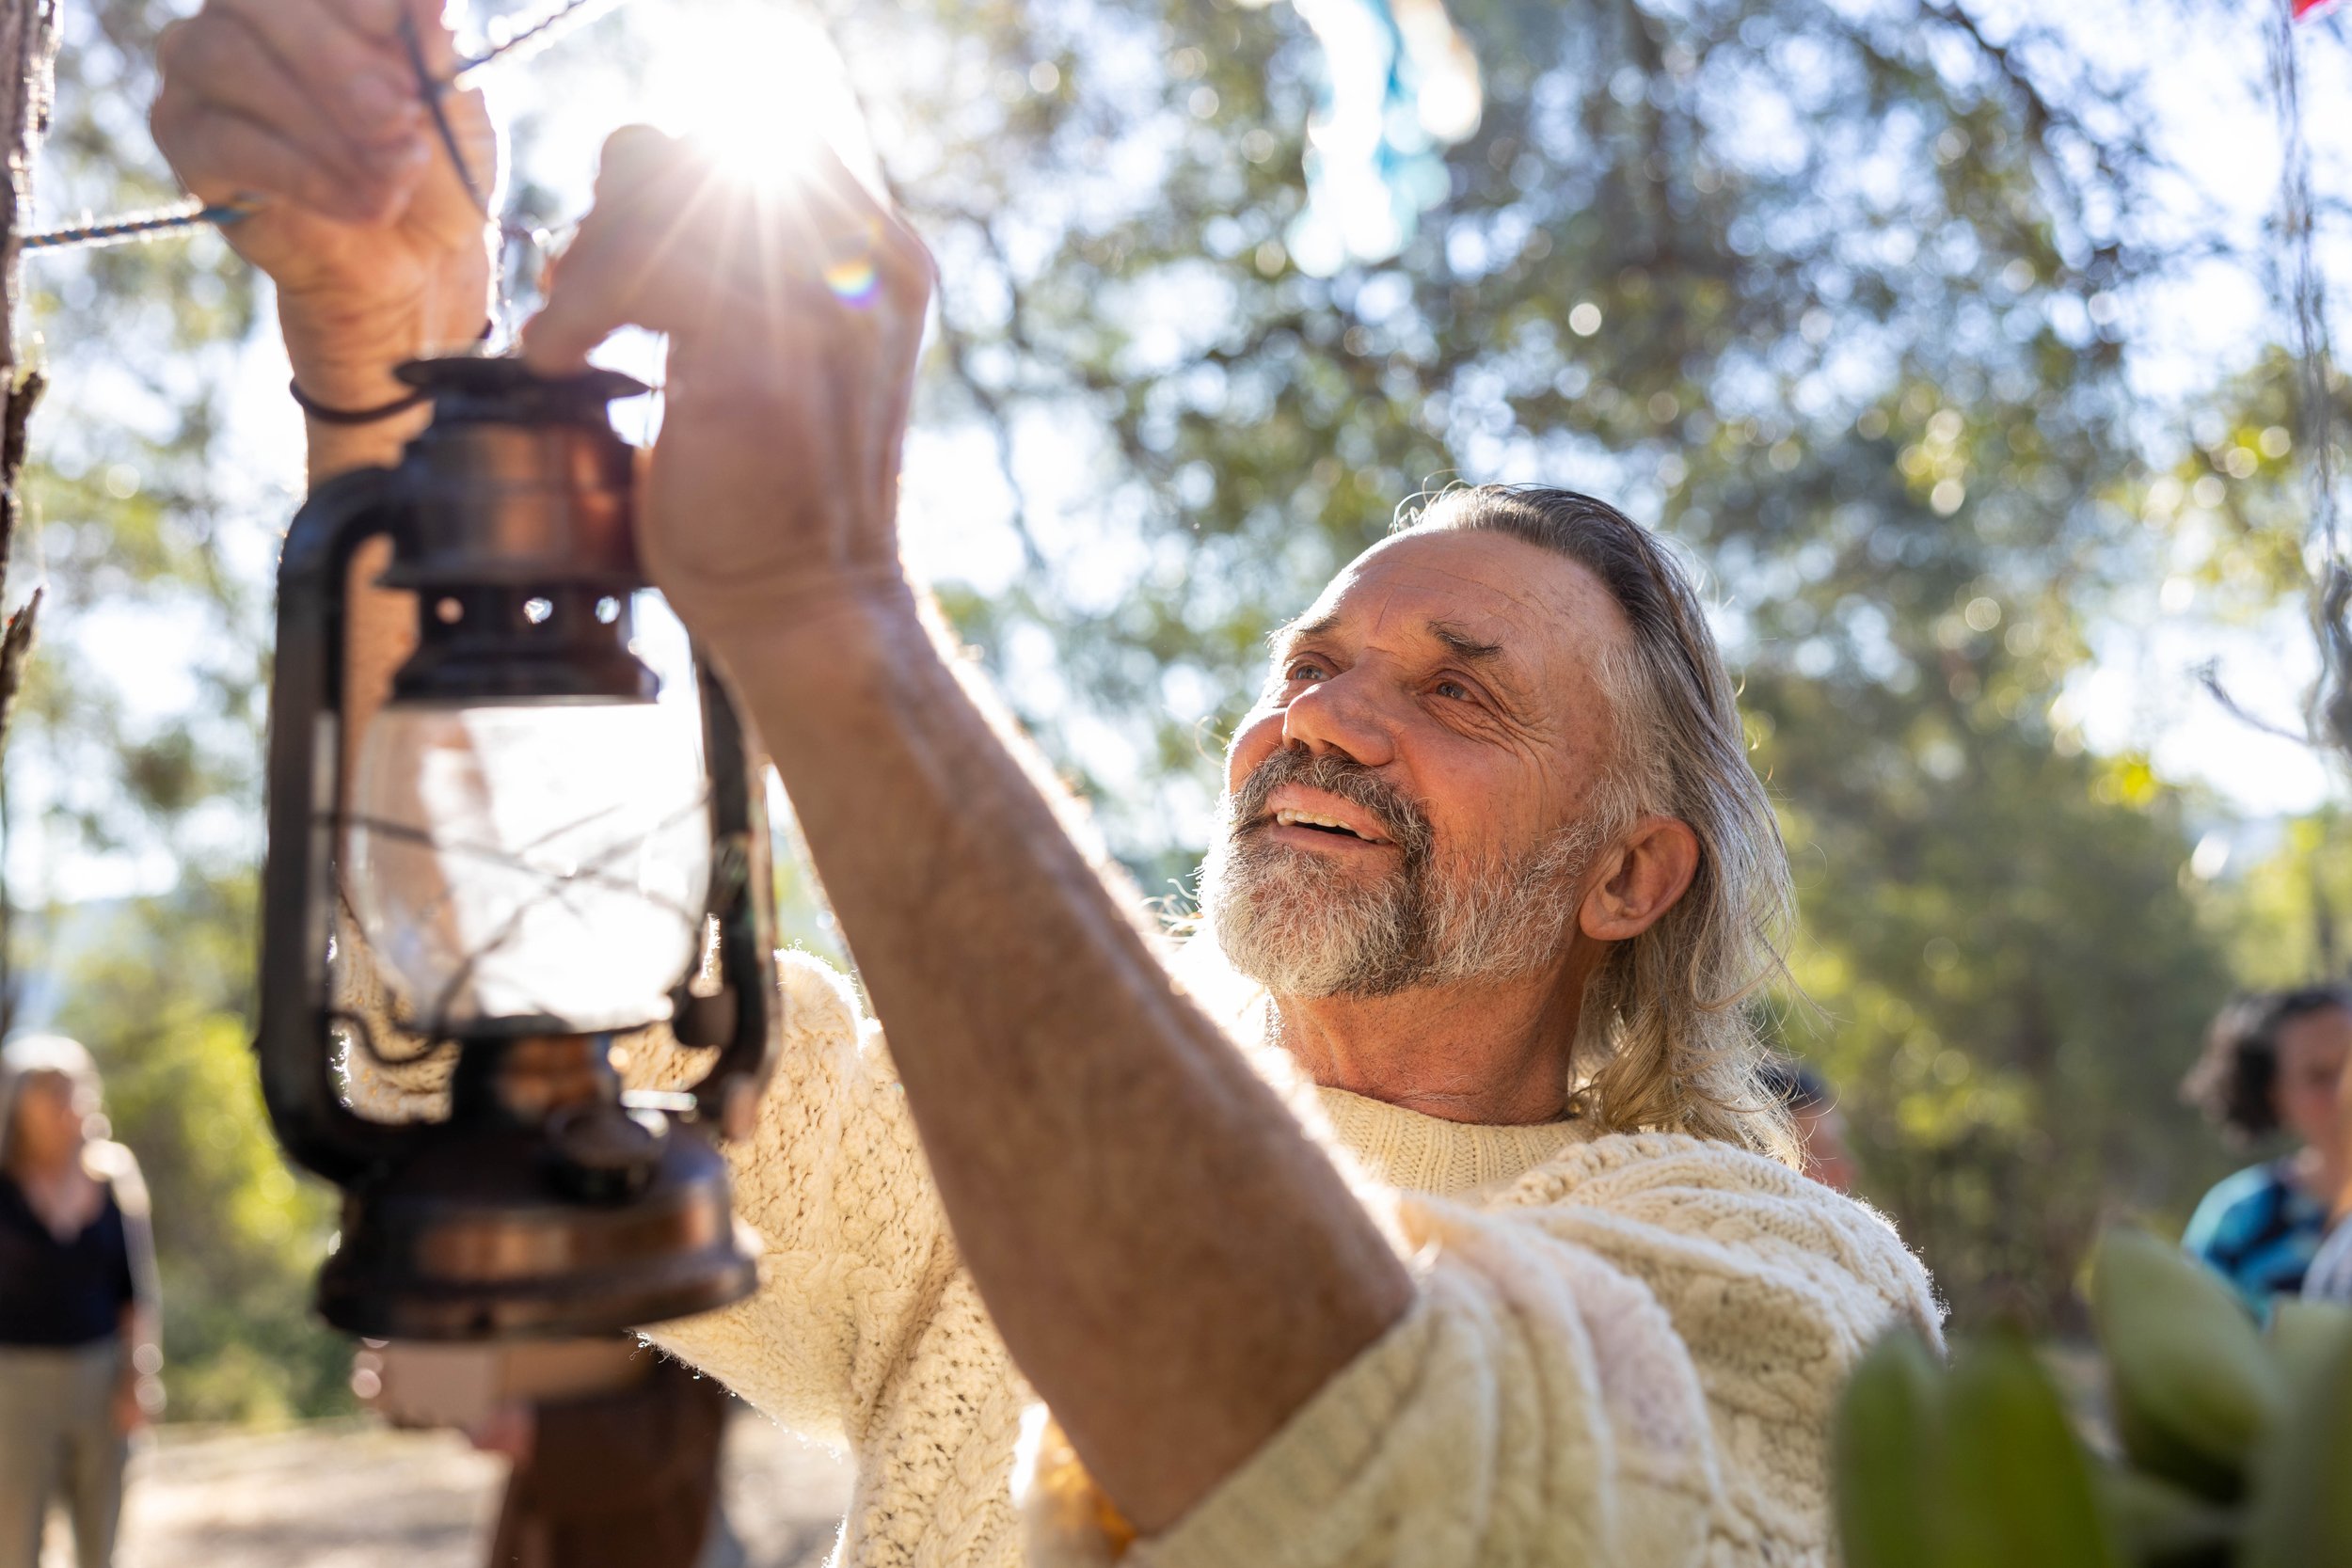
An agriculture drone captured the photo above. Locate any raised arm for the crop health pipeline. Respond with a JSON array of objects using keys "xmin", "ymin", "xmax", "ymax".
[
  {"xmin": 151, "ymin": 0, "xmax": 496, "ymax": 479},
  {"xmin": 151, "ymin": 0, "xmax": 499, "ymax": 768},
  {"xmin": 518, "ymin": 130, "xmax": 1414, "ymax": 1533}
]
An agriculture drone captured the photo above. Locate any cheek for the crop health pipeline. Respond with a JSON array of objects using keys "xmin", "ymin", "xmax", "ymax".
[
  {"xmin": 2286, "ymin": 1074, "xmax": 2340, "ymax": 1124},
  {"xmin": 1415, "ymin": 741, "xmax": 1559, "ymax": 851}
]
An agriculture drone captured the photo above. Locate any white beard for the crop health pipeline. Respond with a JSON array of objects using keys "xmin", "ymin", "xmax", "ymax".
[{"xmin": 1200, "ymin": 808, "xmax": 1596, "ymax": 1000}]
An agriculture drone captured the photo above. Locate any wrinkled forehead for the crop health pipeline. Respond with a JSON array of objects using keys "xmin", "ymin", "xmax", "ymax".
[{"xmin": 1299, "ymin": 529, "xmax": 1634, "ymax": 686}]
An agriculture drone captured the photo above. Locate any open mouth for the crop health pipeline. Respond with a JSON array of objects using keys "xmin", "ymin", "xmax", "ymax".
[{"xmin": 1271, "ymin": 807, "xmax": 1389, "ymax": 845}]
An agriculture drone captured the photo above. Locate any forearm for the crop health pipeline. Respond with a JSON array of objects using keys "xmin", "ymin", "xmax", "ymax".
[
  {"xmin": 278, "ymin": 267, "xmax": 485, "ymax": 762},
  {"xmin": 117, "ymin": 1302, "xmax": 156, "ymax": 1354},
  {"xmin": 722, "ymin": 596, "xmax": 1413, "ymax": 1531}
]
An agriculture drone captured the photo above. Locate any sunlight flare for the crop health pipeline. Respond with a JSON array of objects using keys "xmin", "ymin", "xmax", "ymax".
[{"xmin": 634, "ymin": 0, "xmax": 883, "ymax": 207}]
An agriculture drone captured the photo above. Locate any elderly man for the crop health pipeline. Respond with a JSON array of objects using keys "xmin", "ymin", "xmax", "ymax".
[{"xmin": 153, "ymin": 5, "xmax": 1937, "ymax": 1562}]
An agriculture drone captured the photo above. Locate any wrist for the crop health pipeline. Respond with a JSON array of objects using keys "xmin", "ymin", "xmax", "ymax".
[
  {"xmin": 278, "ymin": 261, "xmax": 495, "ymax": 408},
  {"xmin": 698, "ymin": 572, "xmax": 934, "ymax": 711},
  {"xmin": 284, "ymin": 270, "xmax": 492, "ymax": 485}
]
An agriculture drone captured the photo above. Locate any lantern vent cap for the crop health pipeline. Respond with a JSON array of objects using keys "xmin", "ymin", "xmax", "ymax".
[{"xmin": 395, "ymin": 356, "xmax": 650, "ymax": 429}]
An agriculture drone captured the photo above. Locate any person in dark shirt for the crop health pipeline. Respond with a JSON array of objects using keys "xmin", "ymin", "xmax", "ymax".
[
  {"xmin": 2179, "ymin": 986, "xmax": 2352, "ymax": 1318},
  {"xmin": 0, "ymin": 1037, "xmax": 161, "ymax": 1568}
]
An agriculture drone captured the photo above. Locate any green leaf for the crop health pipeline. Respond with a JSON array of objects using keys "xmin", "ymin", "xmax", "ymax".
[
  {"xmin": 1834, "ymin": 1328, "xmax": 1945, "ymax": 1568},
  {"xmin": 2091, "ymin": 1228, "xmax": 2285, "ymax": 1498},
  {"xmin": 2243, "ymin": 1325, "xmax": 2352, "ymax": 1568},
  {"xmin": 2268, "ymin": 1298, "xmax": 2352, "ymax": 1391},
  {"xmin": 2094, "ymin": 1465, "xmax": 2237, "ymax": 1568},
  {"xmin": 1942, "ymin": 1333, "xmax": 2122, "ymax": 1568}
]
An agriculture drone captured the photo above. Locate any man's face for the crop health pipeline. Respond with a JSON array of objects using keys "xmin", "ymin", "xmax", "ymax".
[{"xmin": 1201, "ymin": 528, "xmax": 1633, "ymax": 999}]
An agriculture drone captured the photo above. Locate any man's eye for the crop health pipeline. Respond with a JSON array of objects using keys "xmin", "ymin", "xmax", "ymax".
[
  {"xmin": 1285, "ymin": 660, "xmax": 1327, "ymax": 682},
  {"xmin": 1434, "ymin": 678, "xmax": 1476, "ymax": 703}
]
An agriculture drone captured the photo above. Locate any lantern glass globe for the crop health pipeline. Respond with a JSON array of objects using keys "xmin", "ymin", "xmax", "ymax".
[{"xmin": 347, "ymin": 699, "xmax": 712, "ymax": 1035}]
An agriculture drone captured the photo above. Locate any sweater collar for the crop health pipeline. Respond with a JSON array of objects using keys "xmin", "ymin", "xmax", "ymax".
[{"xmin": 1313, "ymin": 1085, "xmax": 1589, "ymax": 1198}]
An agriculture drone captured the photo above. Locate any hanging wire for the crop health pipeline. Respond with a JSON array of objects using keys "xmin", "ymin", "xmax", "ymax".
[
  {"xmin": 2265, "ymin": 0, "xmax": 2352, "ymax": 755},
  {"xmin": 399, "ymin": 10, "xmax": 487, "ymax": 217},
  {"xmin": 18, "ymin": 0, "xmax": 633, "ymax": 254},
  {"xmin": 2199, "ymin": 2, "xmax": 2344, "ymax": 752}
]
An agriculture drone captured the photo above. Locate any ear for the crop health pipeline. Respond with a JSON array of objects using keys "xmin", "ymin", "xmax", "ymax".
[{"xmin": 1578, "ymin": 815, "xmax": 1700, "ymax": 942}]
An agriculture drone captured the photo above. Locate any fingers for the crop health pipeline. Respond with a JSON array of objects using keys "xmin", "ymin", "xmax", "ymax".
[
  {"xmin": 214, "ymin": 0, "xmax": 422, "ymax": 148},
  {"xmin": 151, "ymin": 4, "xmax": 427, "ymax": 225},
  {"xmin": 518, "ymin": 130, "xmax": 710, "ymax": 369},
  {"xmin": 154, "ymin": 82, "xmax": 422, "ymax": 223},
  {"xmin": 520, "ymin": 127, "xmax": 934, "ymax": 373},
  {"xmin": 151, "ymin": 0, "xmax": 485, "ymax": 230}
]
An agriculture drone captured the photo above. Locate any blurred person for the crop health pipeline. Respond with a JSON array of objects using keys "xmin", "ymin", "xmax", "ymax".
[
  {"xmin": 152, "ymin": 13, "xmax": 1942, "ymax": 1566},
  {"xmin": 2180, "ymin": 986, "xmax": 2352, "ymax": 1317},
  {"xmin": 0, "ymin": 1037, "xmax": 161, "ymax": 1568},
  {"xmin": 467, "ymin": 1347, "xmax": 734, "ymax": 1568},
  {"xmin": 1756, "ymin": 1058, "xmax": 1859, "ymax": 1195},
  {"xmin": 2298, "ymin": 1023, "xmax": 2352, "ymax": 1305},
  {"xmin": 367, "ymin": 1338, "xmax": 738, "ymax": 1568}
]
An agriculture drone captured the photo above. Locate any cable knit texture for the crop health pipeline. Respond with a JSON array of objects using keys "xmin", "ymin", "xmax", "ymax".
[{"xmin": 638, "ymin": 951, "xmax": 1941, "ymax": 1568}]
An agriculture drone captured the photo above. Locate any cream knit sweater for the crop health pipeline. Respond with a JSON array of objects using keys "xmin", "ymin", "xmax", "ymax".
[{"xmin": 648, "ymin": 953, "xmax": 1943, "ymax": 1568}]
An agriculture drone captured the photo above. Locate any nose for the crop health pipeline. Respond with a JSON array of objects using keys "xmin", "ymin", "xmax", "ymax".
[{"xmin": 1279, "ymin": 666, "xmax": 1397, "ymax": 769}]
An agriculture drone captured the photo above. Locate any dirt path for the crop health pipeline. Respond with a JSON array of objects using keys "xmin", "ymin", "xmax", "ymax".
[{"xmin": 41, "ymin": 1414, "xmax": 853, "ymax": 1568}]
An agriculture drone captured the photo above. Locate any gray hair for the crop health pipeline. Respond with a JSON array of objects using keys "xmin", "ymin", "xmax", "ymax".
[{"xmin": 1404, "ymin": 484, "xmax": 1799, "ymax": 1162}]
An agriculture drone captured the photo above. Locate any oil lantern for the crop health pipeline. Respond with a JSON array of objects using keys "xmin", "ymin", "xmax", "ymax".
[{"xmin": 256, "ymin": 356, "xmax": 779, "ymax": 1339}]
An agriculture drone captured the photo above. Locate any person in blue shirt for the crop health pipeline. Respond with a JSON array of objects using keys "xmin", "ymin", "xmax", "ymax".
[{"xmin": 2180, "ymin": 985, "xmax": 2352, "ymax": 1318}]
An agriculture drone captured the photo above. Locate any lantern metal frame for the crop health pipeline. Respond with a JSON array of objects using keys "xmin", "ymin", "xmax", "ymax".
[{"xmin": 256, "ymin": 357, "xmax": 781, "ymax": 1339}]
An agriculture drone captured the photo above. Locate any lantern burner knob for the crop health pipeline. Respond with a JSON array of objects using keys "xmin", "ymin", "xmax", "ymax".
[{"xmin": 545, "ymin": 1102, "xmax": 667, "ymax": 1203}]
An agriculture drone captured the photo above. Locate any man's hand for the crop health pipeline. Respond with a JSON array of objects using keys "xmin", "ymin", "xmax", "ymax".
[
  {"xmin": 519, "ymin": 128, "xmax": 934, "ymax": 655},
  {"xmin": 467, "ymin": 1401, "xmax": 537, "ymax": 1465},
  {"xmin": 110, "ymin": 1378, "xmax": 151, "ymax": 1437},
  {"xmin": 151, "ymin": 0, "xmax": 497, "ymax": 413}
]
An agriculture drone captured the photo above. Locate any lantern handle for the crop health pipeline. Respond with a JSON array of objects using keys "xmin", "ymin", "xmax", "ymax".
[
  {"xmin": 256, "ymin": 464, "xmax": 417, "ymax": 1183},
  {"xmin": 672, "ymin": 649, "xmax": 784, "ymax": 1136}
]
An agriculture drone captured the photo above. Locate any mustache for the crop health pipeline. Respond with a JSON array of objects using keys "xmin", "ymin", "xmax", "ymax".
[{"xmin": 1226, "ymin": 747, "xmax": 1432, "ymax": 857}]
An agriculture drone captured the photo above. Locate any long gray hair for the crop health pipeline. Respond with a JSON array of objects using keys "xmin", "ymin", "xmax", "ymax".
[{"xmin": 1404, "ymin": 485, "xmax": 1799, "ymax": 1162}]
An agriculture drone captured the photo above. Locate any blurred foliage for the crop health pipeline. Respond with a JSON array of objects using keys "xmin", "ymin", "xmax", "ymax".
[
  {"xmin": 2208, "ymin": 809, "xmax": 2352, "ymax": 990},
  {"xmin": 0, "ymin": 0, "xmax": 2345, "ymax": 1418},
  {"xmin": 1835, "ymin": 1229, "xmax": 2352, "ymax": 1568}
]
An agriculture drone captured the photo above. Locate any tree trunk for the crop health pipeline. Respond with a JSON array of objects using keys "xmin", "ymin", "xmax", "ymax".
[{"xmin": 0, "ymin": 0, "xmax": 56, "ymax": 1033}]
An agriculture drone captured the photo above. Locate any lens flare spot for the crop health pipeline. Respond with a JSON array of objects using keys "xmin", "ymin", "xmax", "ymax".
[{"xmin": 823, "ymin": 255, "xmax": 880, "ymax": 305}]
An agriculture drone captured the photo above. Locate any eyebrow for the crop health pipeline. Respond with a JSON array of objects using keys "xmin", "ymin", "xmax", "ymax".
[
  {"xmin": 1271, "ymin": 614, "xmax": 1519, "ymax": 678},
  {"xmin": 1268, "ymin": 612, "xmax": 1338, "ymax": 653},
  {"xmin": 1425, "ymin": 620, "xmax": 1506, "ymax": 663}
]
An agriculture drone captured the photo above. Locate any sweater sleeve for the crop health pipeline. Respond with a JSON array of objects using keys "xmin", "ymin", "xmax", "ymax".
[
  {"xmin": 1023, "ymin": 1132, "xmax": 1941, "ymax": 1568},
  {"xmin": 649, "ymin": 951, "xmax": 952, "ymax": 1449}
]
